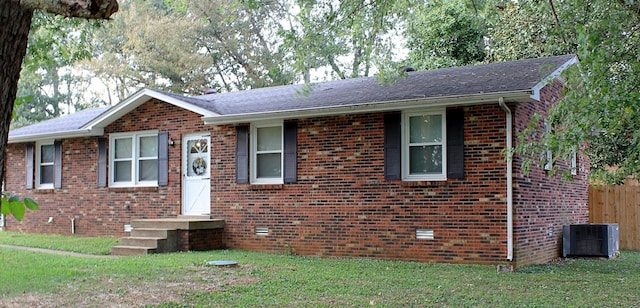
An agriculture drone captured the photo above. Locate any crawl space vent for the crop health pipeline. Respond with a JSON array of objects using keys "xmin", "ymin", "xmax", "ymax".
[
  {"xmin": 255, "ymin": 227, "xmax": 269, "ymax": 236},
  {"xmin": 416, "ymin": 229, "xmax": 434, "ymax": 240}
]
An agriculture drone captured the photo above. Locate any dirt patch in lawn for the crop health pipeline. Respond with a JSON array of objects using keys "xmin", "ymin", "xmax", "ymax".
[{"xmin": 0, "ymin": 264, "xmax": 258, "ymax": 307}]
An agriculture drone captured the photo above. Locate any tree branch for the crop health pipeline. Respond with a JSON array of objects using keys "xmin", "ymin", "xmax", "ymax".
[
  {"xmin": 9, "ymin": 0, "xmax": 118, "ymax": 19},
  {"xmin": 548, "ymin": 0, "xmax": 567, "ymax": 45}
]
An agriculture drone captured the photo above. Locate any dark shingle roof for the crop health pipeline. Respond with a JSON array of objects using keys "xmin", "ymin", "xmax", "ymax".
[
  {"xmin": 8, "ymin": 55, "xmax": 575, "ymax": 141},
  {"xmin": 9, "ymin": 107, "xmax": 109, "ymax": 138},
  {"xmin": 151, "ymin": 88, "xmax": 221, "ymax": 114},
  {"xmin": 195, "ymin": 54, "xmax": 575, "ymax": 115}
]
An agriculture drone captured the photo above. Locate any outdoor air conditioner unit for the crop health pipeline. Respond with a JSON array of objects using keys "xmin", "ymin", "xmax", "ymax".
[{"xmin": 562, "ymin": 224, "xmax": 619, "ymax": 258}]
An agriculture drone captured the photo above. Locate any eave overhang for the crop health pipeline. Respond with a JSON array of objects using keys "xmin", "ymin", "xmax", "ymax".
[{"xmin": 8, "ymin": 127, "xmax": 104, "ymax": 144}]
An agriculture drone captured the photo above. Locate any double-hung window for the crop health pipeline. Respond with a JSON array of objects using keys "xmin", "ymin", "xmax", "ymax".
[
  {"xmin": 251, "ymin": 123, "xmax": 283, "ymax": 184},
  {"xmin": 110, "ymin": 131, "xmax": 158, "ymax": 187},
  {"xmin": 36, "ymin": 141, "xmax": 55, "ymax": 189},
  {"xmin": 403, "ymin": 110, "xmax": 447, "ymax": 181}
]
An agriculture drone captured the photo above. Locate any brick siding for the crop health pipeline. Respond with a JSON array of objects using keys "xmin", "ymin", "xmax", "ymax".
[
  {"xmin": 177, "ymin": 229, "xmax": 225, "ymax": 251},
  {"xmin": 511, "ymin": 80, "xmax": 589, "ymax": 265}
]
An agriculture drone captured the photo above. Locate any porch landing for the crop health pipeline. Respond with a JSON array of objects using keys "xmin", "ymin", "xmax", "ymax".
[{"xmin": 111, "ymin": 217, "xmax": 225, "ymax": 256}]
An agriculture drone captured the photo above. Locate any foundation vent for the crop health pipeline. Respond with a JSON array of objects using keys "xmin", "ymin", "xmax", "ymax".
[
  {"xmin": 255, "ymin": 227, "xmax": 269, "ymax": 236},
  {"xmin": 416, "ymin": 229, "xmax": 434, "ymax": 240}
]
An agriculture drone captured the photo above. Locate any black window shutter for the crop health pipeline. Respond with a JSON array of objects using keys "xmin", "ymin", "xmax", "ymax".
[
  {"xmin": 97, "ymin": 138, "xmax": 107, "ymax": 187},
  {"xmin": 236, "ymin": 125, "xmax": 249, "ymax": 183},
  {"xmin": 158, "ymin": 132, "xmax": 169, "ymax": 186},
  {"xmin": 384, "ymin": 112, "xmax": 402, "ymax": 180},
  {"xmin": 446, "ymin": 108, "xmax": 465, "ymax": 179},
  {"xmin": 25, "ymin": 143, "xmax": 34, "ymax": 190},
  {"xmin": 283, "ymin": 121, "xmax": 297, "ymax": 183},
  {"xmin": 54, "ymin": 140, "xmax": 62, "ymax": 189}
]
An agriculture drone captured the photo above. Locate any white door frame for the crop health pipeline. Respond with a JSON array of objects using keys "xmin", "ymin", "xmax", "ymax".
[{"xmin": 182, "ymin": 133, "xmax": 211, "ymax": 216}]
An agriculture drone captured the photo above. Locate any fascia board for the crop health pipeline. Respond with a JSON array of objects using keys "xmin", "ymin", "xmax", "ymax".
[
  {"xmin": 8, "ymin": 127, "xmax": 104, "ymax": 144},
  {"xmin": 203, "ymin": 90, "xmax": 533, "ymax": 125},
  {"xmin": 82, "ymin": 88, "xmax": 218, "ymax": 130},
  {"xmin": 530, "ymin": 55, "xmax": 578, "ymax": 101}
]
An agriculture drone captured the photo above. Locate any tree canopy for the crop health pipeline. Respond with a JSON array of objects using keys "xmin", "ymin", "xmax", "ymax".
[
  {"xmin": 8, "ymin": 0, "xmax": 640, "ymax": 184},
  {"xmin": 490, "ymin": 0, "xmax": 640, "ymax": 183}
]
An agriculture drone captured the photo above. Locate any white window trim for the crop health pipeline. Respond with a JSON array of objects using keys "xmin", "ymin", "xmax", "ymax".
[
  {"xmin": 35, "ymin": 140, "xmax": 55, "ymax": 189},
  {"xmin": 251, "ymin": 122, "xmax": 284, "ymax": 184},
  {"xmin": 402, "ymin": 109, "xmax": 447, "ymax": 181},
  {"xmin": 109, "ymin": 130, "xmax": 158, "ymax": 187},
  {"xmin": 571, "ymin": 150, "xmax": 578, "ymax": 176}
]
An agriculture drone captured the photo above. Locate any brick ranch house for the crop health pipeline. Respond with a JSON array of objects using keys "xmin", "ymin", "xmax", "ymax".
[{"xmin": 3, "ymin": 55, "xmax": 587, "ymax": 267}]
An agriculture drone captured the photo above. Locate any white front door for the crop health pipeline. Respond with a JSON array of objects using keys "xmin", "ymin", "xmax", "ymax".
[{"xmin": 182, "ymin": 134, "xmax": 211, "ymax": 216}]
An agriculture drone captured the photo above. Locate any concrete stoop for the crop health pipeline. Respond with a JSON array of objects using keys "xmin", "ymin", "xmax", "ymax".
[{"xmin": 111, "ymin": 217, "xmax": 224, "ymax": 256}]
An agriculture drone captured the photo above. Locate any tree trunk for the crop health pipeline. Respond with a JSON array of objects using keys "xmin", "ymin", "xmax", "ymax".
[
  {"xmin": 0, "ymin": 1, "xmax": 34, "ymax": 193},
  {"xmin": 0, "ymin": 0, "xmax": 119, "ymax": 194},
  {"xmin": 8, "ymin": 0, "xmax": 118, "ymax": 19}
]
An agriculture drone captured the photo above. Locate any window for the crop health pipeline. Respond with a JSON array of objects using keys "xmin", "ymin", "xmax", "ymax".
[
  {"xmin": 403, "ymin": 110, "xmax": 447, "ymax": 181},
  {"xmin": 251, "ymin": 123, "xmax": 283, "ymax": 184},
  {"xmin": 110, "ymin": 131, "xmax": 158, "ymax": 187},
  {"xmin": 36, "ymin": 141, "xmax": 55, "ymax": 189}
]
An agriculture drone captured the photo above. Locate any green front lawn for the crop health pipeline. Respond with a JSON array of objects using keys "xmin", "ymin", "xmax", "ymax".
[
  {"xmin": 0, "ymin": 232, "xmax": 637, "ymax": 307},
  {"xmin": 0, "ymin": 231, "xmax": 119, "ymax": 255}
]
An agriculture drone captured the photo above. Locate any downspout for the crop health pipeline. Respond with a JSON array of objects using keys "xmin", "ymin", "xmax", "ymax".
[{"xmin": 499, "ymin": 97, "xmax": 514, "ymax": 262}]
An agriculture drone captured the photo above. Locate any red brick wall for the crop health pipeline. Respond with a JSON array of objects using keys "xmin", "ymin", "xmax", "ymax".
[
  {"xmin": 177, "ymin": 229, "xmax": 225, "ymax": 251},
  {"xmin": 4, "ymin": 84, "xmax": 589, "ymax": 266},
  {"xmin": 4, "ymin": 100, "xmax": 209, "ymax": 236},
  {"xmin": 511, "ymin": 80, "xmax": 589, "ymax": 266},
  {"xmin": 214, "ymin": 106, "xmax": 511, "ymax": 265}
]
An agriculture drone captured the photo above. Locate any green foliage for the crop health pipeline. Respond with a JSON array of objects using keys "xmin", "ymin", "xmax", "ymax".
[
  {"xmin": 492, "ymin": 0, "xmax": 640, "ymax": 183},
  {"xmin": 13, "ymin": 11, "xmax": 101, "ymax": 129},
  {"xmin": 405, "ymin": 0, "xmax": 489, "ymax": 69},
  {"xmin": 486, "ymin": 0, "xmax": 574, "ymax": 62},
  {"xmin": 191, "ymin": 0, "xmax": 296, "ymax": 90},
  {"xmin": 283, "ymin": 0, "xmax": 412, "ymax": 81},
  {"xmin": 0, "ymin": 192, "xmax": 38, "ymax": 221},
  {"xmin": 86, "ymin": 0, "xmax": 296, "ymax": 97}
]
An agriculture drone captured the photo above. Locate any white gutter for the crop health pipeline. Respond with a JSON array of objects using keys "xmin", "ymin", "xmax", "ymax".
[
  {"xmin": 499, "ymin": 97, "xmax": 514, "ymax": 262},
  {"xmin": 8, "ymin": 127, "xmax": 104, "ymax": 144},
  {"xmin": 204, "ymin": 90, "xmax": 533, "ymax": 125}
]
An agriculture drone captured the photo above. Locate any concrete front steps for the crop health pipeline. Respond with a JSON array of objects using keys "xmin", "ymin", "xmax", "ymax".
[{"xmin": 111, "ymin": 217, "xmax": 225, "ymax": 256}]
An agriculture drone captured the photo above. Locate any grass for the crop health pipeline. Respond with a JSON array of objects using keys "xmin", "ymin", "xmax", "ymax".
[
  {"xmin": 0, "ymin": 233, "xmax": 638, "ymax": 306},
  {"xmin": 0, "ymin": 231, "xmax": 120, "ymax": 255}
]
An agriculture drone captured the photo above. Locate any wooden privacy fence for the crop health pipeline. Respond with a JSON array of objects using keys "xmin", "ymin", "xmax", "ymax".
[{"xmin": 589, "ymin": 184, "xmax": 640, "ymax": 251}]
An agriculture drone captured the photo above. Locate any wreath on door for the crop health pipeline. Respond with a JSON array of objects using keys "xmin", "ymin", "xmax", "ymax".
[{"xmin": 192, "ymin": 157, "xmax": 207, "ymax": 175}]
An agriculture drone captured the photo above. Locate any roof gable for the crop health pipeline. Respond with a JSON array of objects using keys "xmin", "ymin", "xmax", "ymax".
[{"xmin": 83, "ymin": 88, "xmax": 219, "ymax": 130}]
